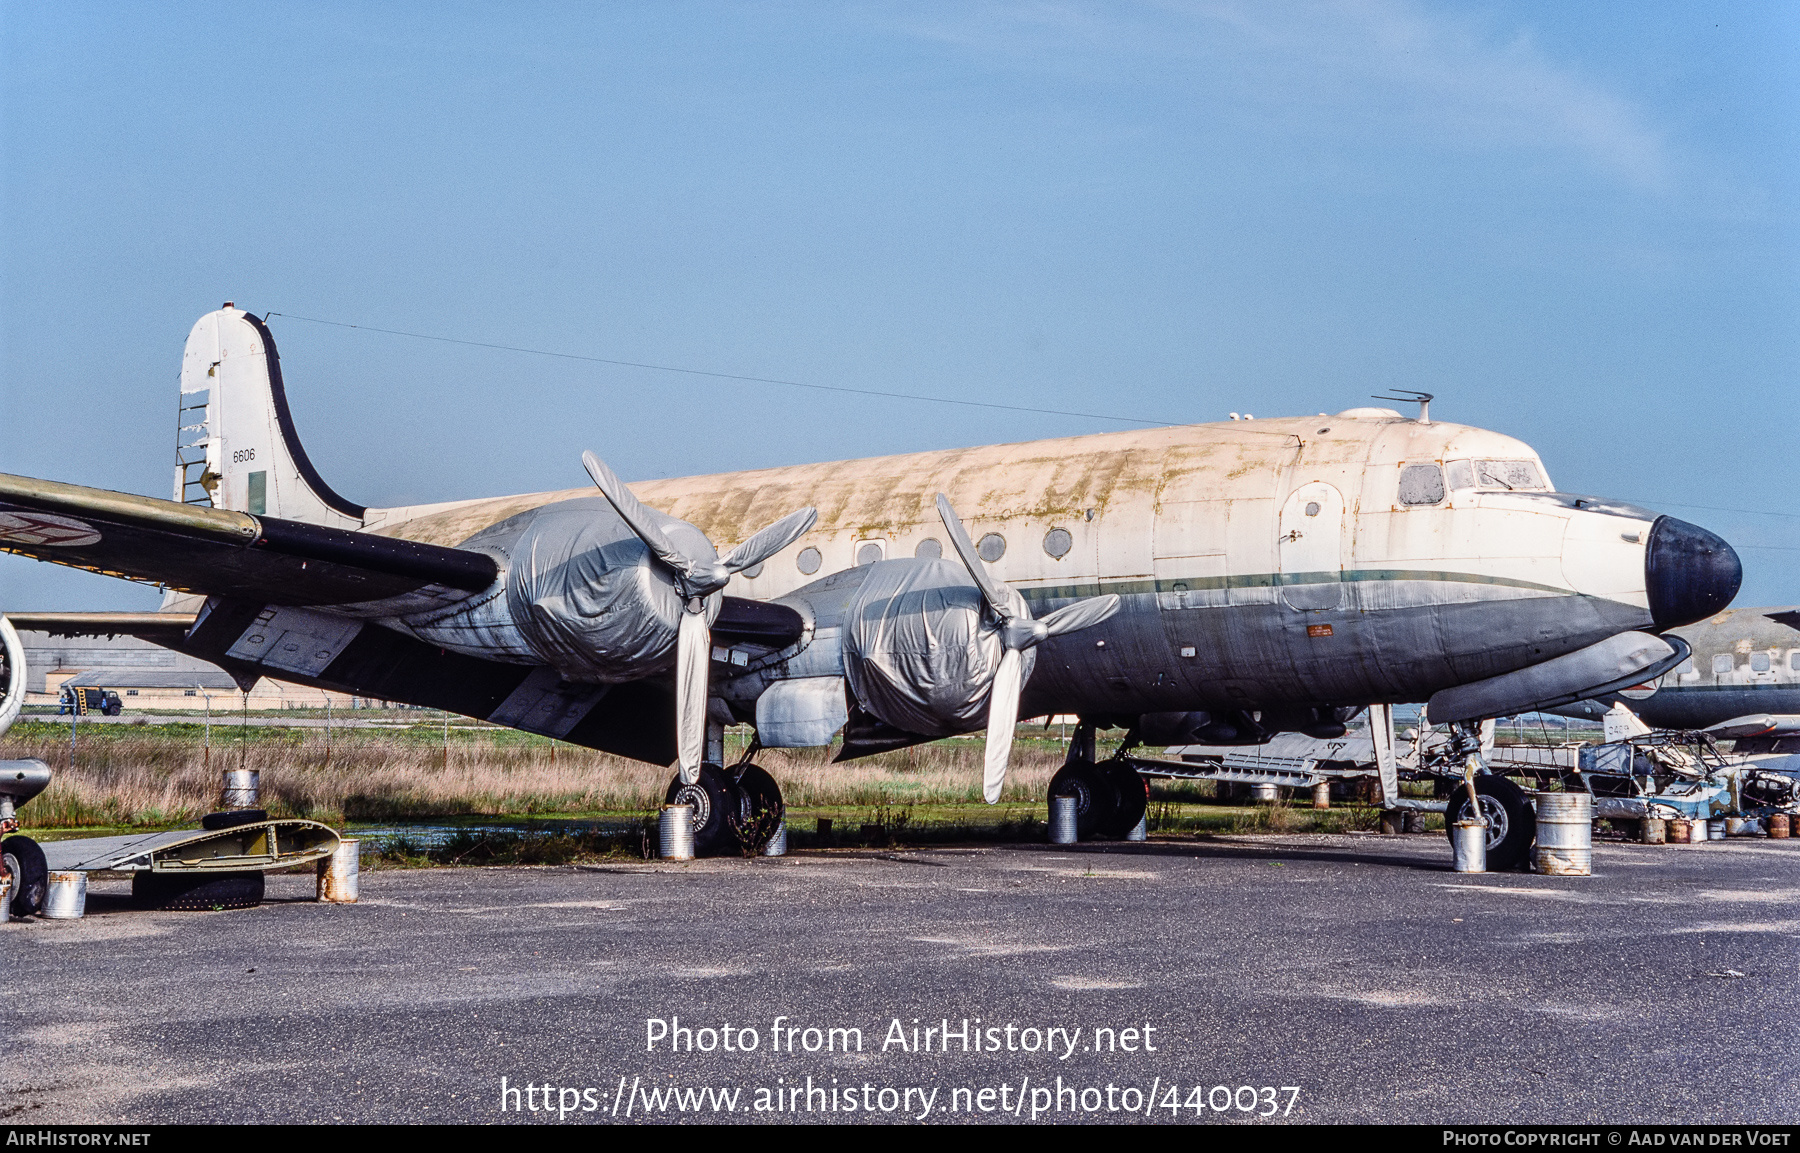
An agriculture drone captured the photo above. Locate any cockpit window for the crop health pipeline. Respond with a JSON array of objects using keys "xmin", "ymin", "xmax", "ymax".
[
  {"xmin": 1398, "ymin": 463, "xmax": 1446, "ymax": 506},
  {"xmin": 1445, "ymin": 459, "xmax": 1547, "ymax": 492}
]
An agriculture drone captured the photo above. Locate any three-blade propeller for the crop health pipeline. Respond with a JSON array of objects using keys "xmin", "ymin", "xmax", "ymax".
[
  {"xmin": 583, "ymin": 451, "xmax": 816, "ymax": 783},
  {"xmin": 934, "ymin": 494, "xmax": 1119, "ymax": 803}
]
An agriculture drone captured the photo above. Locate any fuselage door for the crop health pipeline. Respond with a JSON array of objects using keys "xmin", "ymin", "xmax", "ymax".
[{"xmin": 1278, "ymin": 482, "xmax": 1345, "ymax": 611}]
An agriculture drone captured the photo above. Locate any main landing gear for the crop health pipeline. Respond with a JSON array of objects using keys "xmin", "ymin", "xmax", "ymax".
[
  {"xmin": 664, "ymin": 756, "xmax": 786, "ymax": 857},
  {"xmin": 1047, "ymin": 722, "xmax": 1149, "ymax": 841}
]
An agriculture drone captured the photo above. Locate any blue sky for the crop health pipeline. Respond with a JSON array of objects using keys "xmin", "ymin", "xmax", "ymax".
[{"xmin": 1, "ymin": 0, "xmax": 1795, "ymax": 610}]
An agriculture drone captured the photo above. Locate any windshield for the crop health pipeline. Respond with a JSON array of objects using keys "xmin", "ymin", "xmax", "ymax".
[{"xmin": 1445, "ymin": 459, "xmax": 1547, "ymax": 492}]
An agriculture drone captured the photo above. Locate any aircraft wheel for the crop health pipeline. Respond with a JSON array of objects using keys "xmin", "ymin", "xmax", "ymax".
[
  {"xmin": 1097, "ymin": 762, "xmax": 1148, "ymax": 839},
  {"xmin": 1444, "ymin": 774, "xmax": 1536, "ymax": 872},
  {"xmin": 1048, "ymin": 760, "xmax": 1118, "ymax": 840},
  {"xmin": 2, "ymin": 834, "xmax": 48, "ymax": 918},
  {"xmin": 665, "ymin": 765, "xmax": 744, "ymax": 857},
  {"xmin": 733, "ymin": 764, "xmax": 785, "ymax": 852},
  {"xmin": 131, "ymin": 870, "xmax": 265, "ymax": 911}
]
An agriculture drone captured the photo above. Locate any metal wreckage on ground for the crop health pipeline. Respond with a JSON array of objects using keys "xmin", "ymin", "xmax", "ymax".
[{"xmin": 0, "ymin": 304, "xmax": 1765, "ymax": 899}]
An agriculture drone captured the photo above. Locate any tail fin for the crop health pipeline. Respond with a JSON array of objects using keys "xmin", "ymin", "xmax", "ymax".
[{"xmin": 176, "ymin": 305, "xmax": 365, "ymax": 529}]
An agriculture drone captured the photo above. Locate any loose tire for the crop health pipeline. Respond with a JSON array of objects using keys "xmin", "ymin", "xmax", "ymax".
[
  {"xmin": 131, "ymin": 870, "xmax": 265, "ymax": 911},
  {"xmin": 664, "ymin": 765, "xmax": 745, "ymax": 857},
  {"xmin": 1048, "ymin": 760, "xmax": 1118, "ymax": 840},
  {"xmin": 2, "ymin": 834, "xmax": 48, "ymax": 918},
  {"xmin": 1444, "ymin": 774, "xmax": 1536, "ymax": 872}
]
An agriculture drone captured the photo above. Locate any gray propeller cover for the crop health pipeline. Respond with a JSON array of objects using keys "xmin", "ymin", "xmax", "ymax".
[
  {"xmin": 841, "ymin": 558, "xmax": 1036, "ymax": 738},
  {"xmin": 477, "ymin": 496, "xmax": 721, "ymax": 683}
]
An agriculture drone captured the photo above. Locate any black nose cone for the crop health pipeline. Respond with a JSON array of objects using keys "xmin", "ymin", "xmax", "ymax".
[{"xmin": 1645, "ymin": 516, "xmax": 1741, "ymax": 628}]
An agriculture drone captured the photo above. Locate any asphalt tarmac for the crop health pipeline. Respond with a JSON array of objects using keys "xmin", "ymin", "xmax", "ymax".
[{"xmin": 3, "ymin": 832, "xmax": 1795, "ymax": 1125}]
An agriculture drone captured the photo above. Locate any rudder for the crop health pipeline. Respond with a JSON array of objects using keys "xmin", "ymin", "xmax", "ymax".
[{"xmin": 176, "ymin": 305, "xmax": 364, "ymax": 528}]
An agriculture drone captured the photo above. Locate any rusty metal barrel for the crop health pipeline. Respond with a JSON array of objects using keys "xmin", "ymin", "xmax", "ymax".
[
  {"xmin": 222, "ymin": 768, "xmax": 259, "ymax": 809},
  {"xmin": 1640, "ymin": 818, "xmax": 1666, "ymax": 845},
  {"xmin": 1707, "ymin": 818, "xmax": 1726, "ymax": 841},
  {"xmin": 1311, "ymin": 782, "xmax": 1330, "ymax": 810},
  {"xmin": 1668, "ymin": 818, "xmax": 1693, "ymax": 844},
  {"xmin": 1048, "ymin": 795, "xmax": 1079, "ymax": 844},
  {"xmin": 659, "ymin": 805, "xmax": 695, "ymax": 860},
  {"xmin": 1532, "ymin": 791, "xmax": 1593, "ymax": 875},
  {"xmin": 316, "ymin": 837, "xmax": 360, "ymax": 902},
  {"xmin": 1770, "ymin": 814, "xmax": 1791, "ymax": 840},
  {"xmin": 1250, "ymin": 783, "xmax": 1279, "ymax": 804},
  {"xmin": 44, "ymin": 871, "xmax": 87, "ymax": 919},
  {"xmin": 0, "ymin": 875, "xmax": 11, "ymax": 923}
]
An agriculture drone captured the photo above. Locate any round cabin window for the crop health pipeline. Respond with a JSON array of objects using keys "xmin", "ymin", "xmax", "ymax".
[
  {"xmin": 856, "ymin": 542, "xmax": 883, "ymax": 566},
  {"xmin": 1304, "ymin": 502, "xmax": 1321, "ymax": 517},
  {"xmin": 914, "ymin": 538, "xmax": 942, "ymax": 560},
  {"xmin": 1042, "ymin": 527, "xmax": 1072, "ymax": 559},
  {"xmin": 796, "ymin": 547, "xmax": 822, "ymax": 575},
  {"xmin": 977, "ymin": 533, "xmax": 1006, "ymax": 563}
]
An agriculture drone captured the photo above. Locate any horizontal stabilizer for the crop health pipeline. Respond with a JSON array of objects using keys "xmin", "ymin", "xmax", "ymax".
[{"xmin": 40, "ymin": 818, "xmax": 340, "ymax": 873}]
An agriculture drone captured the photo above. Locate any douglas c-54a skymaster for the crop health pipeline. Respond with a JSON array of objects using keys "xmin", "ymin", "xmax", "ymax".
[{"xmin": 0, "ymin": 306, "xmax": 1742, "ymax": 867}]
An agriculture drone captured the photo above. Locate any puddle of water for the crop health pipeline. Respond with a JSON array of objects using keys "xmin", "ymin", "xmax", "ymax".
[{"xmin": 345, "ymin": 819, "xmax": 642, "ymax": 851}]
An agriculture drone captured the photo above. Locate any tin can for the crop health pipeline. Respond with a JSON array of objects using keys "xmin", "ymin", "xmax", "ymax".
[
  {"xmin": 1049, "ymin": 795, "xmax": 1079, "ymax": 845},
  {"xmin": 43, "ymin": 871, "xmax": 87, "ymax": 920},
  {"xmin": 1451, "ymin": 820, "xmax": 1487, "ymax": 872},
  {"xmin": 659, "ymin": 805, "xmax": 696, "ymax": 861}
]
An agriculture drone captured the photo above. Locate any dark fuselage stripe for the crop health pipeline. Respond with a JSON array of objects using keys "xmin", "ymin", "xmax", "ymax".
[{"xmin": 1016, "ymin": 568, "xmax": 1574, "ymax": 603}]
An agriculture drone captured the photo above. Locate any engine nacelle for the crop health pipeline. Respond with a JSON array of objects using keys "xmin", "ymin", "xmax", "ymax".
[
  {"xmin": 841, "ymin": 558, "xmax": 1034, "ymax": 738},
  {"xmin": 399, "ymin": 496, "xmax": 716, "ymax": 683},
  {"xmin": 0, "ymin": 616, "xmax": 53, "ymax": 818},
  {"xmin": 0, "ymin": 615, "xmax": 24, "ymax": 741}
]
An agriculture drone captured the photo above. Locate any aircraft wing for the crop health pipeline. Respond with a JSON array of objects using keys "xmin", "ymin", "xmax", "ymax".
[
  {"xmin": 1703, "ymin": 714, "xmax": 1800, "ymax": 740},
  {"xmin": 0, "ymin": 472, "xmax": 496, "ymax": 607}
]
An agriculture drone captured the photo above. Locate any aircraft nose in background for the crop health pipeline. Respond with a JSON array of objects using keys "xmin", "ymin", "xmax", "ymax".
[{"xmin": 1645, "ymin": 516, "xmax": 1741, "ymax": 628}]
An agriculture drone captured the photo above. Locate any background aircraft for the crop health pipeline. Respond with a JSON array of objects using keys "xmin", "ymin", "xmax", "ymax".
[
  {"xmin": 0, "ymin": 307, "xmax": 1742, "ymax": 854},
  {"xmin": 1552, "ymin": 605, "xmax": 1800, "ymax": 746}
]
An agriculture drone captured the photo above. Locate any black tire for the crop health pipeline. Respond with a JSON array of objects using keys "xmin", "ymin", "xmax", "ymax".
[
  {"xmin": 131, "ymin": 870, "xmax": 265, "ymax": 911},
  {"xmin": 664, "ymin": 765, "xmax": 744, "ymax": 857},
  {"xmin": 732, "ymin": 763, "xmax": 785, "ymax": 853},
  {"xmin": 201, "ymin": 809, "xmax": 268, "ymax": 831},
  {"xmin": 2, "ymin": 834, "xmax": 48, "ymax": 919},
  {"xmin": 1097, "ymin": 761, "xmax": 1148, "ymax": 839},
  {"xmin": 1048, "ymin": 760, "xmax": 1118, "ymax": 840},
  {"xmin": 1444, "ymin": 774, "xmax": 1536, "ymax": 872}
]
